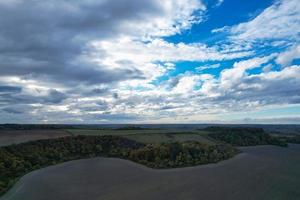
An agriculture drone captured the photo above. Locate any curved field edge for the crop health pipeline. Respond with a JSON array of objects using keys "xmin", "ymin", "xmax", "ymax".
[{"xmin": 0, "ymin": 135, "xmax": 239, "ymax": 197}]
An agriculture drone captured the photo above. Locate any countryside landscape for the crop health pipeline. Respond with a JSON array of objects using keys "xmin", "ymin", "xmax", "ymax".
[
  {"xmin": 1, "ymin": 0, "xmax": 300, "ymax": 199},
  {"xmin": 0, "ymin": 124, "xmax": 300, "ymax": 199}
]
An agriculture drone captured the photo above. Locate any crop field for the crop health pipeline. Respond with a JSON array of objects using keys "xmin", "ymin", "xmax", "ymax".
[
  {"xmin": 0, "ymin": 129, "xmax": 210, "ymax": 147},
  {"xmin": 1, "ymin": 126, "xmax": 296, "ymax": 148},
  {"xmin": 2, "ymin": 144, "xmax": 299, "ymax": 200},
  {"xmin": 0, "ymin": 130, "xmax": 71, "ymax": 147},
  {"xmin": 67, "ymin": 129, "xmax": 202, "ymax": 136},
  {"xmin": 67, "ymin": 129, "xmax": 213, "ymax": 144}
]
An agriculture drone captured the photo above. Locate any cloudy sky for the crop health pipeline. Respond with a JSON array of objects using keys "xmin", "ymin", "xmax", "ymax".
[{"xmin": 0, "ymin": 0, "xmax": 299, "ymax": 124}]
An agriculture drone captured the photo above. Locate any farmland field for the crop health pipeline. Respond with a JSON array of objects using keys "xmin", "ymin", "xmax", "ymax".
[
  {"xmin": 67, "ymin": 128, "xmax": 203, "ymax": 136},
  {"xmin": 0, "ymin": 129, "xmax": 212, "ymax": 146},
  {"xmin": 0, "ymin": 130, "xmax": 71, "ymax": 147},
  {"xmin": 2, "ymin": 144, "xmax": 299, "ymax": 200},
  {"xmin": 63, "ymin": 129, "xmax": 213, "ymax": 144},
  {"xmin": 67, "ymin": 129, "xmax": 214, "ymax": 144},
  {"xmin": 1, "ymin": 125, "xmax": 299, "ymax": 200}
]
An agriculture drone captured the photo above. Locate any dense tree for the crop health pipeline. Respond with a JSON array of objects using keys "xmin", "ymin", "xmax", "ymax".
[
  {"xmin": 206, "ymin": 127, "xmax": 287, "ymax": 147},
  {"xmin": 127, "ymin": 142, "xmax": 238, "ymax": 168}
]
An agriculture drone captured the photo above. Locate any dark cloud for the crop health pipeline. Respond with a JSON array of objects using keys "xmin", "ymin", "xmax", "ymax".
[
  {"xmin": 113, "ymin": 93, "xmax": 119, "ymax": 99},
  {"xmin": 0, "ymin": 0, "xmax": 161, "ymax": 86},
  {"xmin": 96, "ymin": 100, "xmax": 109, "ymax": 110},
  {"xmin": 0, "ymin": 93, "xmax": 37, "ymax": 105},
  {"xmin": 167, "ymin": 77, "xmax": 180, "ymax": 88},
  {"xmin": 160, "ymin": 105, "xmax": 179, "ymax": 110},
  {"xmin": 0, "ymin": 88, "xmax": 68, "ymax": 105},
  {"xmin": 0, "ymin": 85, "xmax": 22, "ymax": 93},
  {"xmin": 2, "ymin": 107, "xmax": 23, "ymax": 114},
  {"xmin": 92, "ymin": 88, "xmax": 109, "ymax": 94},
  {"xmin": 43, "ymin": 89, "xmax": 67, "ymax": 104}
]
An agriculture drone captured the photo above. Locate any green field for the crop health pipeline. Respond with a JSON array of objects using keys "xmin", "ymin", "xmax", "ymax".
[{"xmin": 67, "ymin": 129, "xmax": 214, "ymax": 144}]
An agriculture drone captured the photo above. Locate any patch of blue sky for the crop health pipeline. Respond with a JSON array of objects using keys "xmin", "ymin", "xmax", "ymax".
[
  {"xmin": 194, "ymin": 84, "xmax": 202, "ymax": 91},
  {"xmin": 292, "ymin": 59, "xmax": 300, "ymax": 66},
  {"xmin": 152, "ymin": 54, "xmax": 284, "ymax": 87},
  {"xmin": 194, "ymin": 60, "xmax": 235, "ymax": 76},
  {"xmin": 151, "ymin": 60, "xmax": 234, "ymax": 86},
  {"xmin": 164, "ymin": 0, "xmax": 274, "ymax": 46},
  {"xmin": 250, "ymin": 39, "xmax": 294, "ymax": 59},
  {"xmin": 247, "ymin": 59, "xmax": 281, "ymax": 75},
  {"xmin": 151, "ymin": 0, "xmax": 294, "ymax": 88},
  {"xmin": 247, "ymin": 65, "xmax": 266, "ymax": 75}
]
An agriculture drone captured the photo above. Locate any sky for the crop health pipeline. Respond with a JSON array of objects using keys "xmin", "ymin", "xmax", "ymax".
[{"xmin": 0, "ymin": 0, "xmax": 300, "ymax": 124}]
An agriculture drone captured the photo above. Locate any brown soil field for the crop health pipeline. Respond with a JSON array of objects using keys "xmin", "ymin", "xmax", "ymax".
[
  {"xmin": 1, "ymin": 144, "xmax": 299, "ymax": 200},
  {"xmin": 0, "ymin": 130, "xmax": 71, "ymax": 147}
]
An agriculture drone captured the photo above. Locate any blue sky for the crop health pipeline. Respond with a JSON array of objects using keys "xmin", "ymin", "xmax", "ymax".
[
  {"xmin": 165, "ymin": 0, "xmax": 274, "ymax": 44},
  {"xmin": 0, "ymin": 0, "xmax": 299, "ymax": 124}
]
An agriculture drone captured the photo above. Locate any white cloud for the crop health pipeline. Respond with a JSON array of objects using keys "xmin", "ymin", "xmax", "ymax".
[
  {"xmin": 172, "ymin": 74, "xmax": 201, "ymax": 94},
  {"xmin": 219, "ymin": 54, "xmax": 276, "ymax": 90},
  {"xmin": 94, "ymin": 38, "xmax": 251, "ymax": 63},
  {"xmin": 3, "ymin": 63, "xmax": 299, "ymax": 123},
  {"xmin": 215, "ymin": 0, "xmax": 224, "ymax": 7},
  {"xmin": 229, "ymin": 0, "xmax": 300, "ymax": 44},
  {"xmin": 138, "ymin": 0, "xmax": 206, "ymax": 37},
  {"xmin": 91, "ymin": 37, "xmax": 252, "ymax": 86},
  {"xmin": 211, "ymin": 26, "xmax": 229, "ymax": 33},
  {"xmin": 276, "ymin": 45, "xmax": 300, "ymax": 67},
  {"xmin": 78, "ymin": 0, "xmax": 206, "ymax": 39},
  {"xmin": 196, "ymin": 63, "xmax": 221, "ymax": 71}
]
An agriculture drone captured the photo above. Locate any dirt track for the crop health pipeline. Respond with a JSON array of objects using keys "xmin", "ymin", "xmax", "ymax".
[{"xmin": 2, "ymin": 144, "xmax": 300, "ymax": 200}]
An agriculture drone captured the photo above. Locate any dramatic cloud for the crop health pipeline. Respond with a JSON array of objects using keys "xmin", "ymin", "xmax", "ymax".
[
  {"xmin": 0, "ymin": 0, "xmax": 167, "ymax": 86},
  {"xmin": 0, "ymin": 0, "xmax": 300, "ymax": 123}
]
